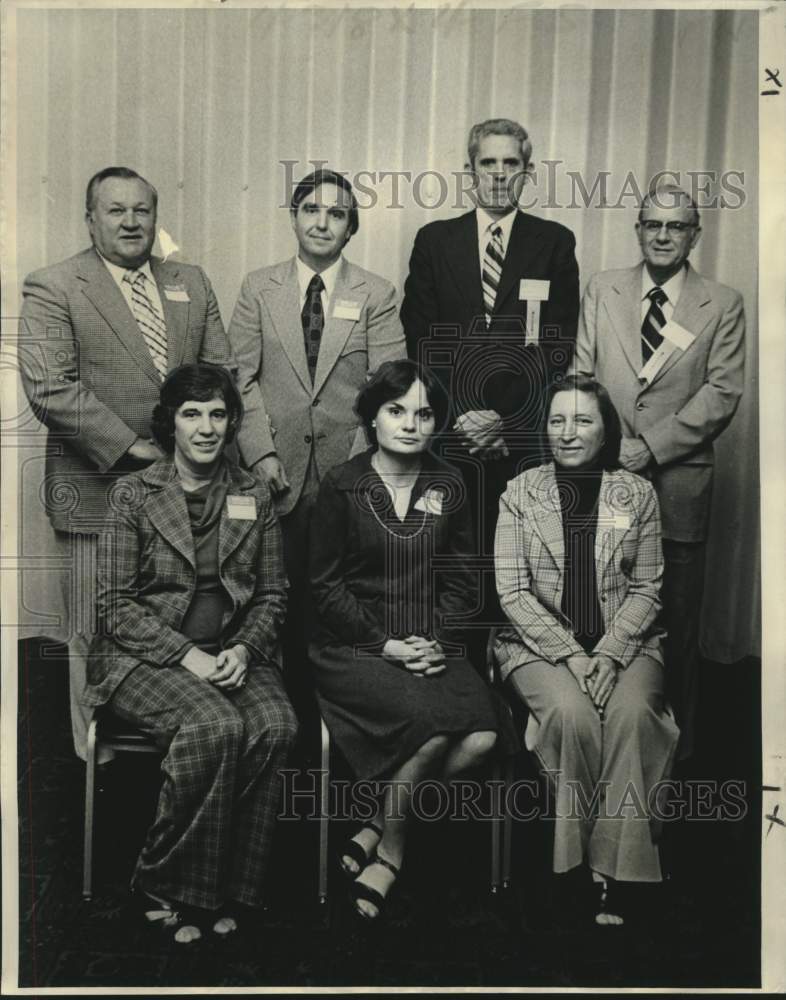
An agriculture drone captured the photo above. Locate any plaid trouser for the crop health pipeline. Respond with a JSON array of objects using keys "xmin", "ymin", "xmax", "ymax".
[{"xmin": 109, "ymin": 661, "xmax": 298, "ymax": 909}]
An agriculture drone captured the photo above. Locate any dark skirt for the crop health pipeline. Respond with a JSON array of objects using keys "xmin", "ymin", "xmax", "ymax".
[{"xmin": 311, "ymin": 642, "xmax": 518, "ymax": 780}]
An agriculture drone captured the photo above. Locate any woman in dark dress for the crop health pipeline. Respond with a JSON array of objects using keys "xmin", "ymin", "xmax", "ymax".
[{"xmin": 309, "ymin": 360, "xmax": 511, "ymax": 920}]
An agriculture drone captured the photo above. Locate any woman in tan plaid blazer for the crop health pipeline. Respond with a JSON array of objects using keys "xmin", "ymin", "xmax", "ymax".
[
  {"xmin": 494, "ymin": 374, "xmax": 679, "ymax": 926},
  {"xmin": 84, "ymin": 364, "xmax": 297, "ymax": 943}
]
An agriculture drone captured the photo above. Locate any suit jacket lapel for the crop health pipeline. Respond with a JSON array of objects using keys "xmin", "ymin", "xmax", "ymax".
[
  {"xmin": 77, "ymin": 249, "xmax": 161, "ymax": 386},
  {"xmin": 151, "ymin": 258, "xmax": 190, "ymax": 369},
  {"xmin": 144, "ymin": 478, "xmax": 196, "ymax": 569},
  {"xmin": 312, "ymin": 260, "xmax": 369, "ymax": 396},
  {"xmin": 648, "ymin": 264, "xmax": 710, "ymax": 387},
  {"xmin": 595, "ymin": 470, "xmax": 635, "ymax": 586},
  {"xmin": 526, "ymin": 465, "xmax": 565, "ymax": 574},
  {"xmin": 264, "ymin": 259, "xmax": 311, "ymax": 392},
  {"xmin": 604, "ymin": 266, "xmax": 643, "ymax": 375},
  {"xmin": 445, "ymin": 212, "xmax": 485, "ymax": 321},
  {"xmin": 218, "ymin": 468, "xmax": 258, "ymax": 568},
  {"xmin": 494, "ymin": 212, "xmax": 544, "ymax": 312}
]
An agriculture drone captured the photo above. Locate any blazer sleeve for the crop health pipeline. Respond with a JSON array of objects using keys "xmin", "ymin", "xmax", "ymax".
[
  {"xmin": 18, "ymin": 270, "xmax": 139, "ymax": 472},
  {"xmin": 640, "ymin": 291, "xmax": 746, "ymax": 465},
  {"xmin": 227, "ymin": 273, "xmax": 277, "ymax": 467},
  {"xmin": 433, "ymin": 496, "xmax": 477, "ymax": 649},
  {"xmin": 366, "ymin": 279, "xmax": 407, "ymax": 370},
  {"xmin": 194, "ymin": 265, "xmax": 236, "ymax": 374},
  {"xmin": 309, "ymin": 475, "xmax": 388, "ymax": 647},
  {"xmin": 400, "ymin": 226, "xmax": 438, "ymax": 362},
  {"xmin": 593, "ymin": 482, "xmax": 663, "ymax": 667},
  {"xmin": 494, "ymin": 485, "xmax": 585, "ymax": 663},
  {"xmin": 228, "ymin": 488, "xmax": 288, "ymax": 664},
  {"xmin": 571, "ymin": 272, "xmax": 599, "ymax": 376},
  {"xmin": 95, "ymin": 489, "xmax": 195, "ymax": 667}
]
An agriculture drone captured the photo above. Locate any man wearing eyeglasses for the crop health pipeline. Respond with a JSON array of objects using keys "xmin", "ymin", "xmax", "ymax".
[{"xmin": 572, "ymin": 184, "xmax": 746, "ymax": 759}]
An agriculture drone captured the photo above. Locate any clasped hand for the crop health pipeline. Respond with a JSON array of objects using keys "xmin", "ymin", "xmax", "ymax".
[
  {"xmin": 181, "ymin": 644, "xmax": 250, "ymax": 690},
  {"xmin": 565, "ymin": 652, "xmax": 618, "ymax": 711},
  {"xmin": 453, "ymin": 410, "xmax": 509, "ymax": 459},
  {"xmin": 383, "ymin": 636, "xmax": 446, "ymax": 677}
]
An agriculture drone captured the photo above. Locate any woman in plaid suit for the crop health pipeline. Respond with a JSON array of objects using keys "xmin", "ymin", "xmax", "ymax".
[
  {"xmin": 84, "ymin": 364, "xmax": 297, "ymax": 943},
  {"xmin": 494, "ymin": 374, "xmax": 679, "ymax": 926}
]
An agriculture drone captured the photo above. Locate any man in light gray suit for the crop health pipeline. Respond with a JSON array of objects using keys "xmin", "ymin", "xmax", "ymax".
[
  {"xmin": 228, "ymin": 168, "xmax": 406, "ymax": 705},
  {"xmin": 572, "ymin": 185, "xmax": 745, "ymax": 759},
  {"xmin": 19, "ymin": 166, "xmax": 233, "ymax": 760}
]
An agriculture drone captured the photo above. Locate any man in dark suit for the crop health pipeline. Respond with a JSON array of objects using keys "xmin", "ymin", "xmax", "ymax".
[
  {"xmin": 401, "ymin": 118, "xmax": 579, "ymax": 627},
  {"xmin": 19, "ymin": 165, "xmax": 233, "ymax": 760},
  {"xmin": 572, "ymin": 185, "xmax": 746, "ymax": 758}
]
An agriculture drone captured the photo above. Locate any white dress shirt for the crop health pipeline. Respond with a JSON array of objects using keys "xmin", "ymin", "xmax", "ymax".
[
  {"xmin": 476, "ymin": 207, "xmax": 518, "ymax": 280},
  {"xmin": 98, "ymin": 252, "xmax": 166, "ymax": 322},
  {"xmin": 296, "ymin": 255, "xmax": 343, "ymax": 315},
  {"xmin": 640, "ymin": 263, "xmax": 687, "ymax": 324}
]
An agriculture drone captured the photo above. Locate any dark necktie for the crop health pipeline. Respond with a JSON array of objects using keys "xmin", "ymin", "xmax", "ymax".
[
  {"xmin": 301, "ymin": 273, "xmax": 325, "ymax": 383},
  {"xmin": 641, "ymin": 286, "xmax": 668, "ymax": 363}
]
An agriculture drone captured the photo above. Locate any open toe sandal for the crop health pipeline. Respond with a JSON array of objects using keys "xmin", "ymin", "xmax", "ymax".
[
  {"xmin": 350, "ymin": 853, "xmax": 400, "ymax": 922},
  {"xmin": 339, "ymin": 821, "xmax": 383, "ymax": 879}
]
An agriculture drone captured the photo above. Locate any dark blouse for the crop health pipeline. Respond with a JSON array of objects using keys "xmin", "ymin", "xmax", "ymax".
[
  {"xmin": 180, "ymin": 477, "xmax": 232, "ymax": 653},
  {"xmin": 555, "ymin": 465, "xmax": 604, "ymax": 653}
]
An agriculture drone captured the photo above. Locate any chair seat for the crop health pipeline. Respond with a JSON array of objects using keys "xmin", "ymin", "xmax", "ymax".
[{"xmin": 93, "ymin": 709, "xmax": 159, "ymax": 749}]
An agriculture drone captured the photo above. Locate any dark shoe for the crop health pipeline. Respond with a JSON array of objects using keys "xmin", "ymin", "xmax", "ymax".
[
  {"xmin": 351, "ymin": 852, "xmax": 400, "ymax": 922},
  {"xmin": 340, "ymin": 821, "xmax": 383, "ymax": 879}
]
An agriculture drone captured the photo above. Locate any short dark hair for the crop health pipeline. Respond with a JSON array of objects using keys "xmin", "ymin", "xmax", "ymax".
[
  {"xmin": 355, "ymin": 360, "xmax": 447, "ymax": 447},
  {"xmin": 545, "ymin": 374, "xmax": 622, "ymax": 470},
  {"xmin": 85, "ymin": 167, "xmax": 158, "ymax": 214},
  {"xmin": 290, "ymin": 168, "xmax": 359, "ymax": 236},
  {"xmin": 151, "ymin": 364, "xmax": 242, "ymax": 454}
]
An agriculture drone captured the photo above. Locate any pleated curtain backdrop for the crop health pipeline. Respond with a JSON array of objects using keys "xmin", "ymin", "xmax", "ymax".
[{"xmin": 8, "ymin": 6, "xmax": 759, "ymax": 660}]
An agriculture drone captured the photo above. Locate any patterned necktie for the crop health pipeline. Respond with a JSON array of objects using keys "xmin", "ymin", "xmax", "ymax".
[
  {"xmin": 124, "ymin": 270, "xmax": 168, "ymax": 379},
  {"xmin": 302, "ymin": 273, "xmax": 325, "ymax": 384},
  {"xmin": 481, "ymin": 224, "xmax": 505, "ymax": 323},
  {"xmin": 641, "ymin": 286, "xmax": 668, "ymax": 363}
]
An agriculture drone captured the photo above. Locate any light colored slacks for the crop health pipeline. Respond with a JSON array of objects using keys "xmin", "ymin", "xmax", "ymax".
[{"xmin": 508, "ymin": 655, "xmax": 679, "ymax": 882}]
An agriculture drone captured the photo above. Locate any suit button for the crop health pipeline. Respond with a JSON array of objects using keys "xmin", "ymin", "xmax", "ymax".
[
  {"xmin": 636, "ymin": 402, "xmax": 645, "ymax": 411},
  {"xmin": 304, "ymin": 434, "xmax": 312, "ymax": 444},
  {"xmin": 312, "ymin": 399, "xmax": 320, "ymax": 407}
]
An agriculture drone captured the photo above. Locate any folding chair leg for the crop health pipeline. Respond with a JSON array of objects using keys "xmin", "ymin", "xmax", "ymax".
[
  {"xmin": 318, "ymin": 717, "xmax": 330, "ymax": 905},
  {"xmin": 490, "ymin": 761, "xmax": 502, "ymax": 893},
  {"xmin": 82, "ymin": 718, "xmax": 97, "ymax": 900},
  {"xmin": 502, "ymin": 756, "xmax": 514, "ymax": 888}
]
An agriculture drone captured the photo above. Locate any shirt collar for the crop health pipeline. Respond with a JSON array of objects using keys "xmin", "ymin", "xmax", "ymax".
[
  {"xmin": 296, "ymin": 254, "xmax": 343, "ymax": 303},
  {"xmin": 96, "ymin": 248, "xmax": 155, "ymax": 287},
  {"xmin": 640, "ymin": 261, "xmax": 687, "ymax": 305},
  {"xmin": 476, "ymin": 207, "xmax": 518, "ymax": 247}
]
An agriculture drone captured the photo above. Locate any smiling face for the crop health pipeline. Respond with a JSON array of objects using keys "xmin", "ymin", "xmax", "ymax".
[
  {"xmin": 547, "ymin": 389, "xmax": 606, "ymax": 470},
  {"xmin": 470, "ymin": 134, "xmax": 528, "ymax": 218},
  {"xmin": 173, "ymin": 395, "xmax": 228, "ymax": 476},
  {"xmin": 290, "ymin": 181, "xmax": 353, "ymax": 271},
  {"xmin": 86, "ymin": 176, "xmax": 157, "ymax": 269},
  {"xmin": 374, "ymin": 379, "xmax": 436, "ymax": 460},
  {"xmin": 636, "ymin": 197, "xmax": 701, "ymax": 283}
]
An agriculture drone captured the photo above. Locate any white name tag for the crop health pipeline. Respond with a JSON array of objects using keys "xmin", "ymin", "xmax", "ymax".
[
  {"xmin": 638, "ymin": 340, "xmax": 677, "ymax": 384},
  {"xmin": 226, "ymin": 495, "xmax": 257, "ymax": 520},
  {"xmin": 414, "ymin": 489, "xmax": 443, "ymax": 516},
  {"xmin": 333, "ymin": 299, "xmax": 361, "ymax": 321},
  {"xmin": 518, "ymin": 279, "xmax": 550, "ymax": 302},
  {"xmin": 164, "ymin": 287, "xmax": 190, "ymax": 302},
  {"xmin": 611, "ymin": 513, "xmax": 630, "ymax": 530},
  {"xmin": 660, "ymin": 320, "xmax": 695, "ymax": 352}
]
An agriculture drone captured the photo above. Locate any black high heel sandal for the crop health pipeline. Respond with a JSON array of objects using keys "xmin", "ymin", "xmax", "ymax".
[
  {"xmin": 339, "ymin": 821, "xmax": 383, "ymax": 879},
  {"xmin": 350, "ymin": 853, "xmax": 400, "ymax": 922},
  {"xmin": 594, "ymin": 876, "xmax": 625, "ymax": 927}
]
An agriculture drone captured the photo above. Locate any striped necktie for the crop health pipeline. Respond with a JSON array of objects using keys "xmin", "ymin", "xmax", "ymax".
[
  {"xmin": 481, "ymin": 224, "xmax": 504, "ymax": 323},
  {"xmin": 301, "ymin": 273, "xmax": 325, "ymax": 384},
  {"xmin": 124, "ymin": 270, "xmax": 168, "ymax": 379},
  {"xmin": 641, "ymin": 286, "xmax": 667, "ymax": 363}
]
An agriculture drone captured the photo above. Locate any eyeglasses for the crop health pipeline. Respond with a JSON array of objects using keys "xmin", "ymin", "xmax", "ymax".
[{"xmin": 639, "ymin": 221, "xmax": 696, "ymax": 234}]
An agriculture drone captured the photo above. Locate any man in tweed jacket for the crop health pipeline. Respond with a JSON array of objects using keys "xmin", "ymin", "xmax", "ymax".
[{"xmin": 18, "ymin": 166, "xmax": 234, "ymax": 759}]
